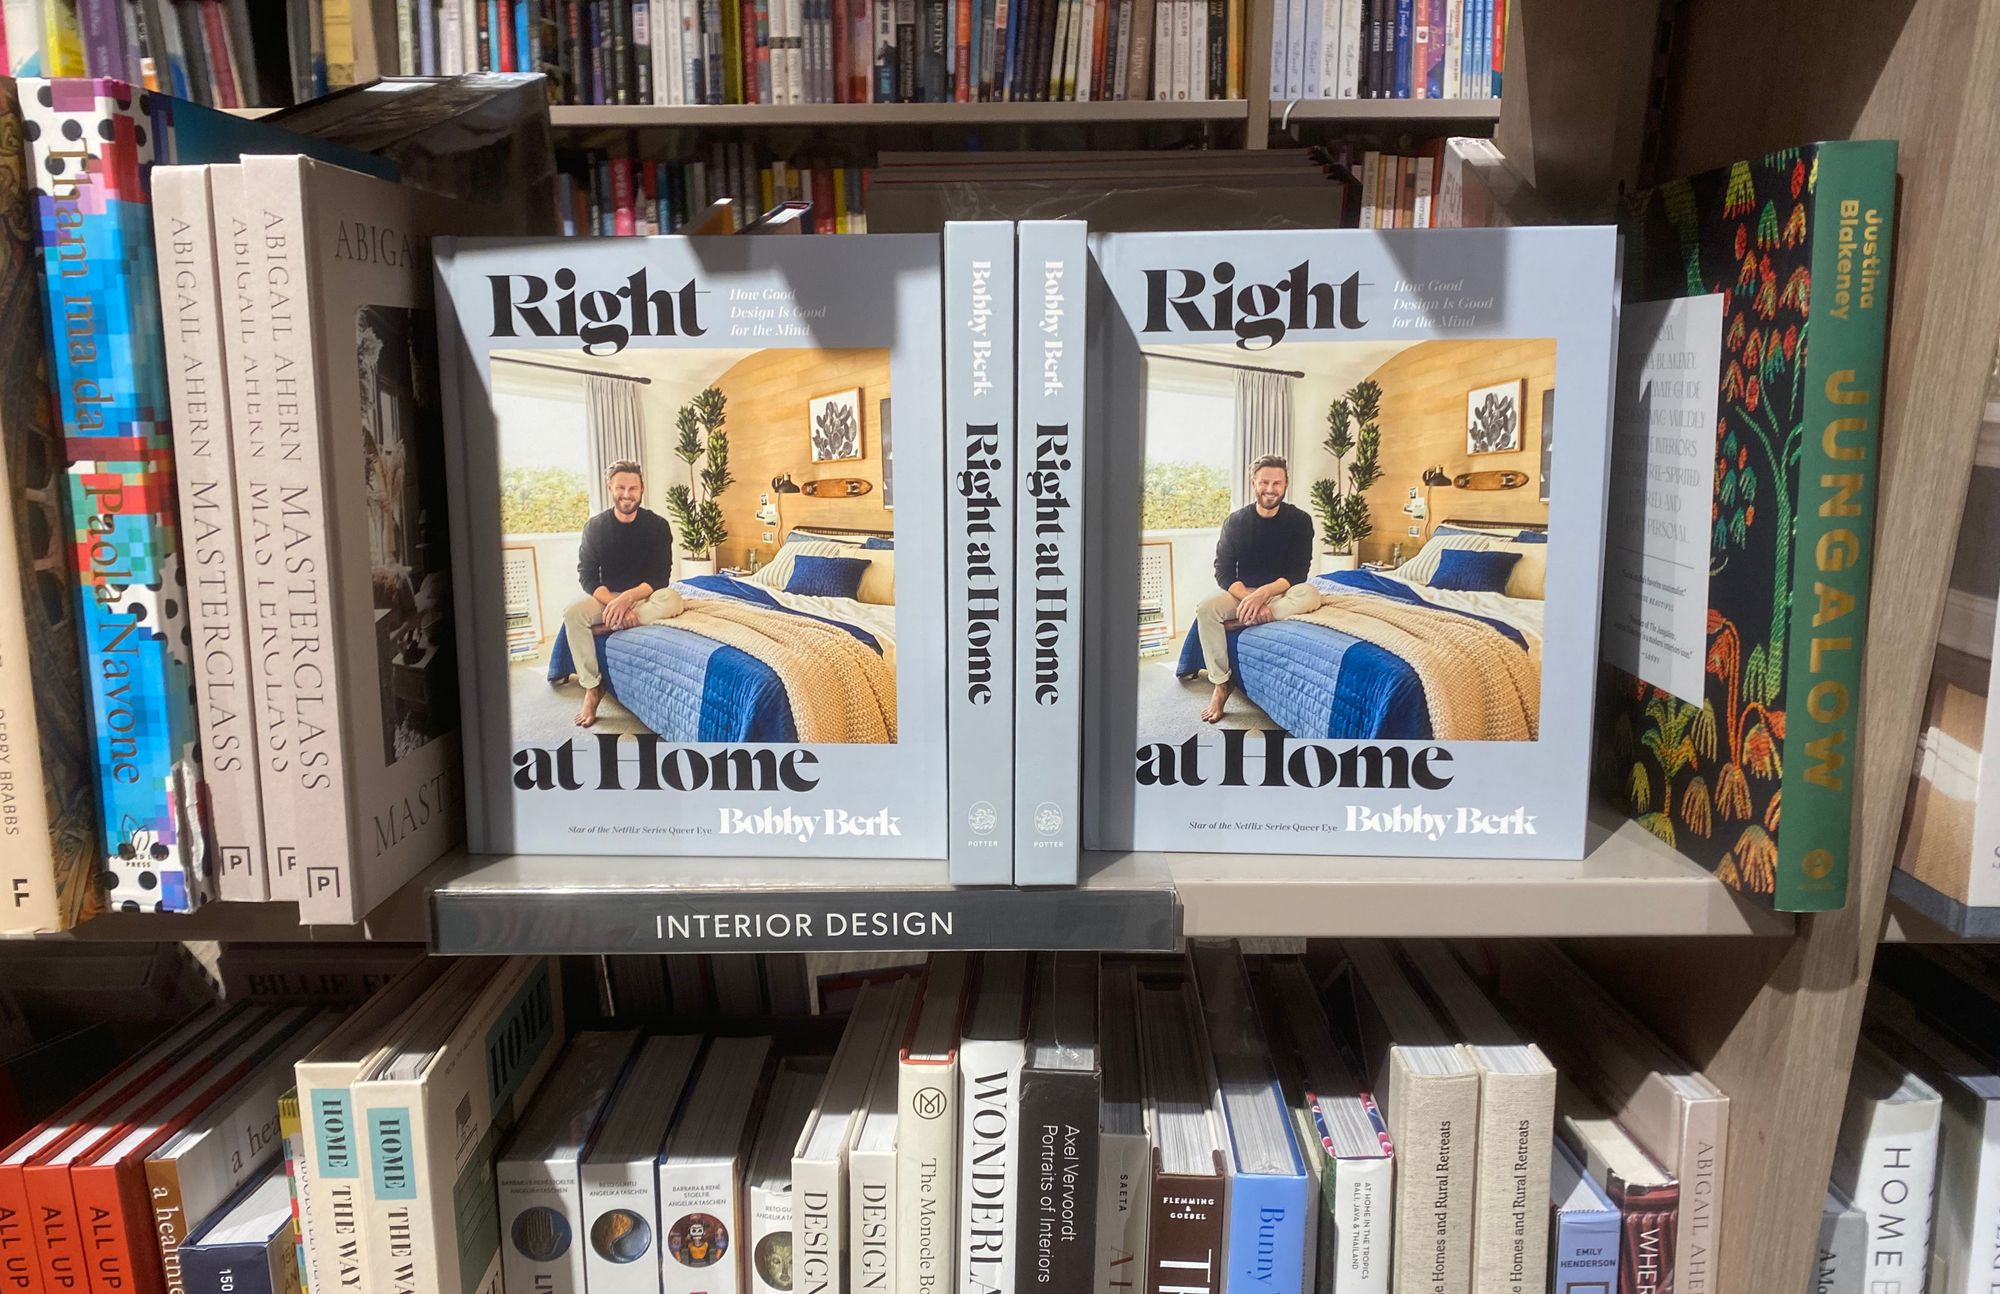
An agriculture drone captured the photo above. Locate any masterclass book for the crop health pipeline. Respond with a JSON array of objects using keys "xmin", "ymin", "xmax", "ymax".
[
  {"xmin": 1083, "ymin": 226, "xmax": 1621, "ymax": 859},
  {"xmin": 1598, "ymin": 140, "xmax": 1899, "ymax": 911},
  {"xmin": 435, "ymin": 234, "xmax": 948, "ymax": 858}
]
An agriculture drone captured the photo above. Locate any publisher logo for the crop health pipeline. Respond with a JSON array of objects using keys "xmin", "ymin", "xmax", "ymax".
[
  {"xmin": 1033, "ymin": 802, "xmax": 1063, "ymax": 837},
  {"xmin": 912, "ymin": 1087, "xmax": 947, "ymax": 1120},
  {"xmin": 967, "ymin": 801, "xmax": 998, "ymax": 835}
]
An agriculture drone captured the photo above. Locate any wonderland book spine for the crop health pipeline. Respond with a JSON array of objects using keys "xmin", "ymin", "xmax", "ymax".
[
  {"xmin": 945, "ymin": 220, "xmax": 1016, "ymax": 881},
  {"xmin": 1014, "ymin": 219, "xmax": 1085, "ymax": 883}
]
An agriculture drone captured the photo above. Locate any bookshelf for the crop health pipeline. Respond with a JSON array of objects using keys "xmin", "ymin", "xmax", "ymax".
[{"xmin": 548, "ymin": 100, "xmax": 1253, "ymax": 127}]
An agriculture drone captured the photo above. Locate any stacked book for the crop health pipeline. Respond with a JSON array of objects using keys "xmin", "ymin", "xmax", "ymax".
[
  {"xmin": 1270, "ymin": 0, "xmax": 1506, "ymax": 100},
  {"xmin": 559, "ymin": 146, "xmax": 871, "ymax": 234},
  {"xmin": 1351, "ymin": 137, "xmax": 1506, "ymax": 228}
]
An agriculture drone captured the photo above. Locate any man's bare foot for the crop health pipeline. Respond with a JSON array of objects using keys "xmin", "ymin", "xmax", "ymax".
[
  {"xmin": 575, "ymin": 685, "xmax": 606, "ymax": 727},
  {"xmin": 1201, "ymin": 682, "xmax": 1232, "ymax": 724}
]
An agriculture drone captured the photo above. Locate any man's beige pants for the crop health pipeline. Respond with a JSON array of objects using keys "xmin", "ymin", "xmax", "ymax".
[
  {"xmin": 563, "ymin": 588, "xmax": 685, "ymax": 689},
  {"xmin": 1194, "ymin": 584, "xmax": 1324, "ymax": 685}
]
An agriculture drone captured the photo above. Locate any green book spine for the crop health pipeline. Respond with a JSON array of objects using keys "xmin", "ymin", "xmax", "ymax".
[
  {"xmin": 1777, "ymin": 139, "xmax": 1897, "ymax": 909},
  {"xmin": 724, "ymin": 0, "xmax": 746, "ymax": 101}
]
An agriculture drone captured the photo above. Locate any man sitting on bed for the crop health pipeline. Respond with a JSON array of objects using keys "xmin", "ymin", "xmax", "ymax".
[
  {"xmin": 1195, "ymin": 454, "xmax": 1323, "ymax": 724},
  {"xmin": 566, "ymin": 459, "xmax": 685, "ymax": 728}
]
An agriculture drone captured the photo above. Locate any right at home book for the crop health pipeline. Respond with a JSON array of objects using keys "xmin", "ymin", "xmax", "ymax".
[
  {"xmin": 1083, "ymin": 227, "xmax": 1620, "ymax": 858},
  {"xmin": 434, "ymin": 234, "xmax": 947, "ymax": 858},
  {"xmin": 1598, "ymin": 140, "xmax": 1900, "ymax": 911}
]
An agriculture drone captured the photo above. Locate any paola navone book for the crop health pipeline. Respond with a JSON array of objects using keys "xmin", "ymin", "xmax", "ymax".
[
  {"xmin": 436, "ymin": 235, "xmax": 947, "ymax": 857},
  {"xmin": 1082, "ymin": 227, "xmax": 1620, "ymax": 858}
]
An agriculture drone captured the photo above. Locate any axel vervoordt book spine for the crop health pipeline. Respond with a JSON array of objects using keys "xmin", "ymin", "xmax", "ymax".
[
  {"xmin": 1147, "ymin": 1155, "xmax": 1224, "ymax": 1294},
  {"xmin": 153, "ymin": 163, "xmax": 269, "ymax": 903},
  {"xmin": 0, "ymin": 75, "xmax": 99, "ymax": 935},
  {"xmin": 959, "ymin": 1034, "xmax": 1028, "ymax": 1293},
  {"xmin": 1017, "ymin": 1066, "xmax": 1099, "ymax": 1293},
  {"xmin": 945, "ymin": 219, "xmax": 1017, "ymax": 881},
  {"xmin": 1014, "ymin": 218, "xmax": 1085, "ymax": 883}
]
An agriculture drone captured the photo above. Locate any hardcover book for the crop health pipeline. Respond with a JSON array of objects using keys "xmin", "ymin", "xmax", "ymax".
[
  {"xmin": 1015, "ymin": 952, "xmax": 1100, "ymax": 1293},
  {"xmin": 661, "ymin": 1034, "xmax": 774, "ymax": 1294},
  {"xmin": 1548, "ymin": 1140, "xmax": 1619, "ymax": 1294},
  {"xmin": 1555, "ymin": 1078, "xmax": 1679, "ymax": 1294},
  {"xmin": 178, "ymin": 1164, "xmax": 302, "ymax": 1294},
  {"xmin": 1830, "ymin": 1040, "xmax": 1942, "ymax": 1294},
  {"xmin": 580, "ymin": 1034, "xmax": 705, "ymax": 1294},
  {"xmin": 956, "ymin": 952, "xmax": 1031, "ymax": 1294},
  {"xmin": 1083, "ymin": 227, "xmax": 1620, "ymax": 859},
  {"xmin": 434, "ymin": 233, "xmax": 947, "ymax": 858},
  {"xmin": 898, "ymin": 951, "xmax": 970, "ymax": 1294},
  {"xmin": 748, "ymin": 1060, "xmax": 829, "ymax": 1294},
  {"xmin": 1811, "ymin": 1185, "xmax": 1863, "ymax": 1294},
  {"xmin": 1598, "ymin": 140, "xmax": 1899, "ymax": 911}
]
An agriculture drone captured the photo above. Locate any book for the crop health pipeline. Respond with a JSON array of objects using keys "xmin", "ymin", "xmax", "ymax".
[
  {"xmin": 1830, "ymin": 1040, "xmax": 1943, "ymax": 1293},
  {"xmin": 1555, "ymin": 1078, "xmax": 1678, "ymax": 1294},
  {"xmin": 351, "ymin": 956, "xmax": 563, "ymax": 1294},
  {"xmin": 1082, "ymin": 226, "xmax": 1621, "ymax": 859},
  {"xmin": 1547, "ymin": 1140, "xmax": 1618, "ymax": 1294},
  {"xmin": 796, "ymin": 978, "xmax": 911, "ymax": 1294},
  {"xmin": 1342, "ymin": 941, "xmax": 1478, "ymax": 1294},
  {"xmin": 748, "ymin": 1059, "xmax": 828, "ymax": 1294},
  {"xmin": 0, "ymin": 76, "xmax": 98, "ymax": 934},
  {"xmin": 497, "ymin": 1030, "xmax": 642, "ymax": 1294},
  {"xmin": 661, "ymin": 1034, "xmax": 774, "ymax": 1294},
  {"xmin": 1190, "ymin": 943, "xmax": 1307, "ymax": 1294},
  {"xmin": 275, "ymin": 1085, "xmax": 310, "ymax": 1291},
  {"xmin": 1812, "ymin": 1184, "xmax": 1865, "ymax": 1294},
  {"xmin": 1014, "ymin": 219, "xmax": 1086, "ymax": 882},
  {"xmin": 897, "ymin": 950, "xmax": 970, "ymax": 1294},
  {"xmin": 957, "ymin": 951, "xmax": 1032, "ymax": 1293},
  {"xmin": 1599, "ymin": 140, "xmax": 1900, "ymax": 910},
  {"xmin": 151, "ymin": 163, "xmax": 267, "ymax": 902},
  {"xmin": 581, "ymin": 1033, "xmax": 704, "ymax": 1294},
  {"xmin": 1016, "ymin": 952, "xmax": 1099, "ymax": 1292},
  {"xmin": 433, "ymin": 233, "xmax": 947, "ymax": 858},
  {"xmin": 944, "ymin": 219, "xmax": 1017, "ymax": 880},
  {"xmin": 1135, "ymin": 973, "xmax": 1225, "ymax": 1294},
  {"xmin": 178, "ymin": 1163, "xmax": 301, "ymax": 1294},
  {"xmin": 848, "ymin": 1009, "xmax": 901, "ymax": 1294},
  {"xmin": 18, "ymin": 77, "xmax": 391, "ymax": 912},
  {"xmin": 1095, "ymin": 964, "xmax": 1150, "ymax": 1294}
]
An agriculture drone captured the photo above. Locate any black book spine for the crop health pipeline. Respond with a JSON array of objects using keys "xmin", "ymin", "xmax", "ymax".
[
  {"xmin": 1031, "ymin": 0, "xmax": 1057, "ymax": 102},
  {"xmin": 1018, "ymin": 1069, "xmax": 1101, "ymax": 1294},
  {"xmin": 1205, "ymin": 0, "xmax": 1224, "ymax": 97},
  {"xmin": 896, "ymin": 0, "xmax": 918, "ymax": 98},
  {"xmin": 634, "ymin": 0, "xmax": 654, "ymax": 99},
  {"xmin": 922, "ymin": 0, "xmax": 946, "ymax": 98},
  {"xmin": 611, "ymin": 0, "xmax": 633, "ymax": 102}
]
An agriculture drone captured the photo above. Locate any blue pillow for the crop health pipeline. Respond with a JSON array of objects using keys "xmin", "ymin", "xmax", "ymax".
[
  {"xmin": 1428, "ymin": 548, "xmax": 1521, "ymax": 593},
  {"xmin": 862, "ymin": 536, "xmax": 896, "ymax": 549},
  {"xmin": 1512, "ymin": 530, "xmax": 1548, "ymax": 544},
  {"xmin": 785, "ymin": 554, "xmax": 871, "ymax": 599}
]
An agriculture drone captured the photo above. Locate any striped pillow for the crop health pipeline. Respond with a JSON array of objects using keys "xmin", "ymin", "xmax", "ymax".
[{"xmin": 1395, "ymin": 533, "xmax": 1502, "ymax": 585}]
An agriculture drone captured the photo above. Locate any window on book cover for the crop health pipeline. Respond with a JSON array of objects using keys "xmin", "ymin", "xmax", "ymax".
[
  {"xmin": 1140, "ymin": 336, "xmax": 1557, "ymax": 745},
  {"xmin": 495, "ymin": 345, "xmax": 901, "ymax": 747}
]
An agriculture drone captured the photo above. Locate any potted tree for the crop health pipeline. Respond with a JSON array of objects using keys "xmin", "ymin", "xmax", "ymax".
[
  {"xmin": 1310, "ymin": 379, "xmax": 1382, "ymax": 573},
  {"xmin": 664, "ymin": 386, "xmax": 732, "ymax": 577}
]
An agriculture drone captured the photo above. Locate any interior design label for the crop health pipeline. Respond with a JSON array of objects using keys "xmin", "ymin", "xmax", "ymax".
[{"xmin": 1604, "ymin": 294, "xmax": 1725, "ymax": 704}]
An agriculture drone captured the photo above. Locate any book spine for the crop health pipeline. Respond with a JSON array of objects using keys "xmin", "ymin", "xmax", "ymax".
[
  {"xmin": 874, "ymin": 0, "xmax": 894, "ymax": 96},
  {"xmin": 21, "ymin": 79, "xmax": 213, "ymax": 913},
  {"xmin": 1147, "ymin": 1169, "xmax": 1223, "ymax": 1294},
  {"xmin": 795, "ymin": 1153, "xmax": 844, "ymax": 1294},
  {"xmin": 850, "ymin": 1146, "xmax": 896, "ymax": 1294},
  {"xmin": 658, "ymin": 1160, "xmax": 742, "ymax": 1294},
  {"xmin": 1775, "ymin": 141, "xmax": 1897, "ymax": 911},
  {"xmin": 0, "ymin": 1164, "xmax": 37, "ymax": 1285},
  {"xmin": 706, "ymin": 0, "xmax": 725, "ymax": 101},
  {"xmin": 1324, "ymin": 1153, "xmax": 1390, "ymax": 1294},
  {"xmin": 944, "ymin": 223, "xmax": 1017, "ymax": 881},
  {"xmin": 1671, "ymin": 1099, "xmax": 1725, "ymax": 1294},
  {"xmin": 1204, "ymin": 0, "xmax": 1222, "ymax": 97},
  {"xmin": 180, "ymin": 1240, "xmax": 282, "ymax": 1294},
  {"xmin": 154, "ymin": 165, "xmax": 269, "ymax": 904},
  {"xmin": 1013, "ymin": 221, "xmax": 1085, "ymax": 884},
  {"xmin": 144, "ymin": 1154, "xmax": 194, "ymax": 1292},
  {"xmin": 72, "ymin": 1158, "xmax": 168, "ymax": 1294},
  {"xmin": 279, "ymin": 1086, "xmax": 314, "ymax": 1289},
  {"xmin": 897, "ymin": 1055, "xmax": 959, "ymax": 1294},
  {"xmin": 582, "ymin": 1153, "xmax": 666, "ymax": 1294},
  {"xmin": 1610, "ymin": 1178, "xmax": 1678, "ymax": 1294},
  {"xmin": 1339, "ymin": 0, "xmax": 1358, "ymax": 92},
  {"xmin": 1223, "ymin": 1171, "xmax": 1307, "ymax": 1294},
  {"xmin": 77, "ymin": 0, "xmax": 127, "ymax": 76},
  {"xmin": 1551, "ymin": 1203, "xmax": 1619, "ymax": 1294},
  {"xmin": 299, "ymin": 1065, "xmax": 367, "ymax": 1290},
  {"xmin": 748, "ymin": 1183, "xmax": 791, "ymax": 1294},
  {"xmin": 633, "ymin": 0, "xmax": 654, "ymax": 98},
  {"xmin": 1018, "ymin": 1068, "xmax": 1099, "ymax": 1293},
  {"xmin": 1386, "ymin": 1063, "xmax": 1476, "ymax": 1294},
  {"xmin": 1095, "ymin": 1130, "xmax": 1150, "ymax": 1291},
  {"xmin": 1443, "ymin": 0, "xmax": 1459, "ymax": 96},
  {"xmin": 1413, "ymin": 151, "xmax": 1433, "ymax": 227},
  {"xmin": 958, "ymin": 1036, "xmax": 1027, "ymax": 1294},
  {"xmin": 1470, "ymin": 1068, "xmax": 1553, "ymax": 1294},
  {"xmin": 1121, "ymin": 0, "xmax": 1149, "ymax": 98},
  {"xmin": 499, "ymin": 1160, "xmax": 585, "ymax": 1294},
  {"xmin": 25, "ymin": 1162, "xmax": 86, "ymax": 1291}
]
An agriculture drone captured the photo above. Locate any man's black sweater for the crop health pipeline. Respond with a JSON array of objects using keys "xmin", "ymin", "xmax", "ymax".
[
  {"xmin": 577, "ymin": 507, "xmax": 676, "ymax": 595},
  {"xmin": 1213, "ymin": 501, "xmax": 1315, "ymax": 591}
]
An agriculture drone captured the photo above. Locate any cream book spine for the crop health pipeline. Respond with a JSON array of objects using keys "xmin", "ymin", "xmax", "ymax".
[
  {"xmin": 1466, "ymin": 1060, "xmax": 1555, "ymax": 1294},
  {"xmin": 956, "ymin": 1035, "xmax": 1027, "ymax": 1294},
  {"xmin": 748, "ymin": 1177, "xmax": 793, "ymax": 1294},
  {"xmin": 898, "ymin": 1051, "xmax": 958, "ymax": 1293},
  {"xmin": 582, "ymin": 1157, "xmax": 667, "ymax": 1294},
  {"xmin": 1094, "ymin": 1126, "xmax": 1149, "ymax": 1292},
  {"xmin": 1385, "ymin": 1052, "xmax": 1479, "ymax": 1294},
  {"xmin": 794, "ymin": 1148, "xmax": 845, "ymax": 1294},
  {"xmin": 153, "ymin": 164, "xmax": 268, "ymax": 901},
  {"xmin": 657, "ymin": 1158, "xmax": 745, "ymax": 1294},
  {"xmin": 850, "ymin": 1139, "xmax": 896, "ymax": 1294}
]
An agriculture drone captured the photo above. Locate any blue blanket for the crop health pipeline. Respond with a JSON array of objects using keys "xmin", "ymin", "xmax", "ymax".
[
  {"xmin": 1173, "ymin": 570, "xmax": 1527, "ymax": 741},
  {"xmin": 546, "ymin": 576, "xmax": 882, "ymax": 741}
]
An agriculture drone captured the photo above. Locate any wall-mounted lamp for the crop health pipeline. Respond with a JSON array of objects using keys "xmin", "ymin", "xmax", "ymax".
[{"xmin": 770, "ymin": 473, "xmax": 802, "ymax": 495}]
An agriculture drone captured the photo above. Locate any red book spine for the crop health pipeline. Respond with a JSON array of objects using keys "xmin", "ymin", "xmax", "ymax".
[
  {"xmin": 0, "ymin": 1164, "xmax": 37, "ymax": 1288},
  {"xmin": 954, "ymin": 0, "xmax": 971, "ymax": 98},
  {"xmin": 1491, "ymin": 0, "xmax": 1503, "ymax": 88},
  {"xmin": 72, "ymin": 1160, "xmax": 162, "ymax": 1294},
  {"xmin": 812, "ymin": 165, "xmax": 835, "ymax": 233},
  {"xmin": 500, "ymin": 0, "xmax": 518, "ymax": 70},
  {"xmin": 742, "ymin": 0, "xmax": 760, "ymax": 99},
  {"xmin": 638, "ymin": 162, "xmax": 658, "ymax": 233},
  {"xmin": 198, "ymin": 1, "xmax": 240, "ymax": 107},
  {"xmin": 610, "ymin": 156, "xmax": 637, "ymax": 235},
  {"xmin": 1091, "ymin": 0, "xmax": 1110, "ymax": 96},
  {"xmin": 851, "ymin": 0, "xmax": 871, "ymax": 100},
  {"xmin": 25, "ymin": 1162, "xmax": 87, "ymax": 1292},
  {"xmin": 832, "ymin": 0, "xmax": 849, "ymax": 99}
]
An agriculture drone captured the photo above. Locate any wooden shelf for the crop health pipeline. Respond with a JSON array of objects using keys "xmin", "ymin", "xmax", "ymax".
[
  {"xmin": 1269, "ymin": 96, "xmax": 1503, "ymax": 123},
  {"xmin": 548, "ymin": 100, "xmax": 1249, "ymax": 128}
]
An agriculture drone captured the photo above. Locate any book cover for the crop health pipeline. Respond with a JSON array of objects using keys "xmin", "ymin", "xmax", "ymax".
[
  {"xmin": 945, "ymin": 220, "xmax": 1016, "ymax": 880},
  {"xmin": 1810, "ymin": 1185, "xmax": 1863, "ymax": 1294},
  {"xmin": 178, "ymin": 1165, "xmax": 300, "ymax": 1294},
  {"xmin": 580, "ymin": 1034, "xmax": 704, "ymax": 1294},
  {"xmin": 1016, "ymin": 953, "xmax": 1099, "ymax": 1294},
  {"xmin": 897, "ymin": 952, "xmax": 969, "ymax": 1294},
  {"xmin": 0, "ymin": 75, "xmax": 99, "ymax": 934},
  {"xmin": 1136, "ymin": 976, "xmax": 1225, "ymax": 1294},
  {"xmin": 1548, "ymin": 1140, "xmax": 1619, "ymax": 1294},
  {"xmin": 796, "ymin": 980, "xmax": 909, "ymax": 1294},
  {"xmin": 661, "ymin": 1035, "xmax": 773, "ymax": 1294},
  {"xmin": 1083, "ymin": 227, "xmax": 1619, "ymax": 858},
  {"xmin": 957, "ymin": 954, "xmax": 1031, "ymax": 1294},
  {"xmin": 1014, "ymin": 220, "xmax": 1085, "ymax": 881},
  {"xmin": 748, "ymin": 1060, "xmax": 828, "ymax": 1294},
  {"xmin": 1831, "ymin": 1040, "xmax": 1943, "ymax": 1294},
  {"xmin": 434, "ymin": 234, "xmax": 947, "ymax": 858},
  {"xmin": 1598, "ymin": 140, "xmax": 1899, "ymax": 911}
]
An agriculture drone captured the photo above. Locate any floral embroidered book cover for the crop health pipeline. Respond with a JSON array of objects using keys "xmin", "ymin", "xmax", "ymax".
[{"xmin": 1596, "ymin": 141, "xmax": 1898, "ymax": 911}]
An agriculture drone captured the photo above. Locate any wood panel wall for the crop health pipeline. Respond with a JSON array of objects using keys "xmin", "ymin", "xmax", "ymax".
[
  {"xmin": 693, "ymin": 348, "xmax": 893, "ymax": 570},
  {"xmin": 1357, "ymin": 338, "xmax": 1555, "ymax": 564}
]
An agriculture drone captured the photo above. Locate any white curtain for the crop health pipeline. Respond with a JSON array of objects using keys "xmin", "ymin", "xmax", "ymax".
[
  {"xmin": 1233, "ymin": 369, "xmax": 1295, "ymax": 506},
  {"xmin": 583, "ymin": 375, "xmax": 645, "ymax": 512}
]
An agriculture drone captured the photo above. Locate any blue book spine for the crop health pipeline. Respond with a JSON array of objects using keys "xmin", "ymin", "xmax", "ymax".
[
  {"xmin": 490, "ymin": 0, "xmax": 505, "ymax": 67},
  {"xmin": 1393, "ymin": 0, "xmax": 1410, "ymax": 95},
  {"xmin": 180, "ymin": 1244, "xmax": 280, "ymax": 1294},
  {"xmin": 1552, "ymin": 1205, "xmax": 1620, "ymax": 1293},
  {"xmin": 418, "ymin": 0, "xmax": 437, "ymax": 72},
  {"xmin": 1223, "ymin": 1167, "xmax": 1310, "ymax": 1294},
  {"xmin": 515, "ymin": 0, "xmax": 531, "ymax": 70}
]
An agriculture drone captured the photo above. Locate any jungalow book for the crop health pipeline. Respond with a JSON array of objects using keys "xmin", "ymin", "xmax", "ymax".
[
  {"xmin": 1083, "ymin": 227, "xmax": 1620, "ymax": 858},
  {"xmin": 434, "ymin": 234, "xmax": 947, "ymax": 857},
  {"xmin": 1598, "ymin": 140, "xmax": 1899, "ymax": 910}
]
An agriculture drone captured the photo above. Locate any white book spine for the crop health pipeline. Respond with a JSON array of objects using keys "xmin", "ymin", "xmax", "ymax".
[
  {"xmin": 1095, "ymin": 1129, "xmax": 1150, "ymax": 1292},
  {"xmin": 1973, "ymin": 594, "xmax": 2000, "ymax": 905},
  {"xmin": 1170, "ymin": 0, "xmax": 1190, "ymax": 98},
  {"xmin": 658, "ymin": 1160, "xmax": 744, "ymax": 1294},
  {"xmin": 1331, "ymin": 1155, "xmax": 1392, "ymax": 1294},
  {"xmin": 1836, "ymin": 1095, "xmax": 1941, "ymax": 1294},
  {"xmin": 1443, "ymin": 0, "xmax": 1462, "ymax": 97},
  {"xmin": 1267, "ymin": 0, "xmax": 1286, "ymax": 95},
  {"xmin": 1414, "ymin": 154, "xmax": 1434, "ymax": 228},
  {"xmin": 1283, "ymin": 0, "xmax": 1305, "ymax": 96},
  {"xmin": 1338, "ymin": 0, "xmax": 1360, "ymax": 94},
  {"xmin": 441, "ymin": 1, "xmax": 461, "ymax": 74},
  {"xmin": 297, "ymin": 1061, "xmax": 369, "ymax": 1292},
  {"xmin": 498, "ymin": 1161, "xmax": 588, "ymax": 1294},
  {"xmin": 898, "ymin": 1056, "xmax": 960, "ymax": 1294},
  {"xmin": 956, "ymin": 1037, "xmax": 1027, "ymax": 1294},
  {"xmin": 584, "ymin": 1156, "xmax": 668, "ymax": 1294},
  {"xmin": 1673, "ymin": 1098, "xmax": 1727, "ymax": 1294},
  {"xmin": 1151, "ymin": 0, "xmax": 1170, "ymax": 97},
  {"xmin": 1187, "ymin": 0, "xmax": 1205, "ymax": 98},
  {"xmin": 1385, "ymin": 1060, "xmax": 1478, "ymax": 1294},
  {"xmin": 850, "ymin": 1144, "xmax": 897, "ymax": 1294},
  {"xmin": 1358, "ymin": 151, "xmax": 1379, "ymax": 229},
  {"xmin": 1932, "ymin": 1097, "xmax": 2000, "ymax": 1294},
  {"xmin": 786, "ymin": 0, "xmax": 808, "ymax": 100},
  {"xmin": 750, "ymin": 1182, "xmax": 794, "ymax": 1294},
  {"xmin": 1468, "ymin": 1066, "xmax": 1554, "ymax": 1294},
  {"xmin": 794, "ymin": 1154, "xmax": 846, "ymax": 1294},
  {"xmin": 1317, "ymin": 0, "xmax": 1341, "ymax": 95}
]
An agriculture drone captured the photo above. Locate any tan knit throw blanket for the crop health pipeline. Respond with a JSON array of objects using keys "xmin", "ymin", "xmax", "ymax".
[
  {"xmin": 670, "ymin": 598, "xmax": 898, "ymax": 743},
  {"xmin": 1298, "ymin": 594, "xmax": 1541, "ymax": 741}
]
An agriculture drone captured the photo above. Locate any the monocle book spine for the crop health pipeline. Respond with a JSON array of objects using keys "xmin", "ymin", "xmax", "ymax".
[
  {"xmin": 1013, "ymin": 218, "xmax": 1086, "ymax": 884},
  {"xmin": 153, "ymin": 163, "xmax": 269, "ymax": 903},
  {"xmin": 945, "ymin": 219, "xmax": 1018, "ymax": 881}
]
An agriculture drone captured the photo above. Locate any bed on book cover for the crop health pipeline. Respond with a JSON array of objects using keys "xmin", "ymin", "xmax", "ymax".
[
  {"xmin": 1173, "ymin": 522, "xmax": 1549, "ymax": 742},
  {"xmin": 546, "ymin": 531, "xmax": 897, "ymax": 743}
]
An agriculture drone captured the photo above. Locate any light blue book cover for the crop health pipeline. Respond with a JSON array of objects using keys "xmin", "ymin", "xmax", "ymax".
[
  {"xmin": 1549, "ymin": 1140, "xmax": 1619, "ymax": 1294},
  {"xmin": 1220, "ymin": 1074, "xmax": 1310, "ymax": 1294}
]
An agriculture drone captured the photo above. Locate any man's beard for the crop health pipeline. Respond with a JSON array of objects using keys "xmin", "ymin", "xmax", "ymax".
[{"xmin": 615, "ymin": 500, "xmax": 639, "ymax": 515}]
